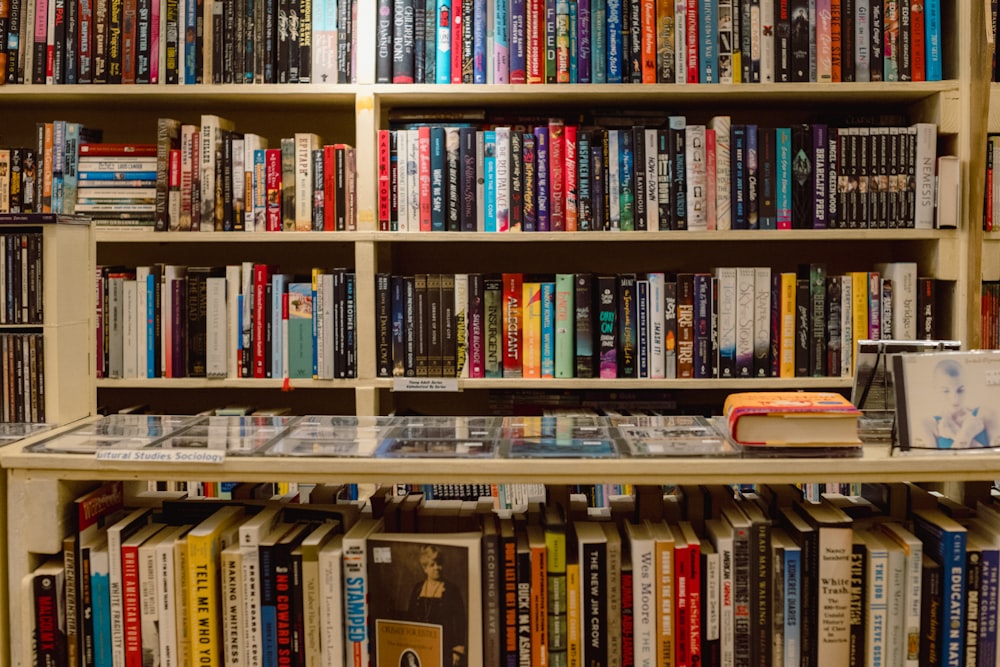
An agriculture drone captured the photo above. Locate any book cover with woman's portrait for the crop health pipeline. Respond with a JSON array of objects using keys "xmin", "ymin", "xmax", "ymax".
[{"xmin": 366, "ymin": 533, "xmax": 482, "ymax": 667}]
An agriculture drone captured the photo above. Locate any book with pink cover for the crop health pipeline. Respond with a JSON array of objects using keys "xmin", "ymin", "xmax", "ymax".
[{"xmin": 723, "ymin": 391, "xmax": 862, "ymax": 447}]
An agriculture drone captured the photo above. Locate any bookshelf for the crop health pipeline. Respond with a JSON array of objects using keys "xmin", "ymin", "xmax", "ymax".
[{"xmin": 1, "ymin": 0, "xmax": 998, "ymax": 665}]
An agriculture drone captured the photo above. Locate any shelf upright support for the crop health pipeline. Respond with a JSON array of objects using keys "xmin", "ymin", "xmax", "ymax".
[
  {"xmin": 959, "ymin": 0, "xmax": 991, "ymax": 347},
  {"xmin": 355, "ymin": 239, "xmax": 379, "ymax": 392},
  {"xmin": 355, "ymin": 92, "xmax": 378, "ymax": 231}
]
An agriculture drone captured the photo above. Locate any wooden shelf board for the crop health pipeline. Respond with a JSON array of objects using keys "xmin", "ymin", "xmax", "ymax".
[
  {"xmin": 373, "ymin": 230, "xmax": 953, "ymax": 242},
  {"xmin": 375, "ymin": 377, "xmax": 853, "ymax": 390},
  {"xmin": 0, "ymin": 84, "xmax": 361, "ymax": 108},
  {"xmin": 5, "ymin": 444, "xmax": 1000, "ymax": 485},
  {"xmin": 95, "ymin": 230, "xmax": 371, "ymax": 243},
  {"xmin": 373, "ymin": 82, "xmax": 958, "ymax": 107},
  {"xmin": 95, "ymin": 378, "xmax": 362, "ymax": 389}
]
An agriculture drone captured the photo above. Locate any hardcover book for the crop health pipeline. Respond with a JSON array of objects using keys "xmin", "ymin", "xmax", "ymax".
[
  {"xmin": 367, "ymin": 533, "xmax": 482, "ymax": 667},
  {"xmin": 723, "ymin": 391, "xmax": 862, "ymax": 447}
]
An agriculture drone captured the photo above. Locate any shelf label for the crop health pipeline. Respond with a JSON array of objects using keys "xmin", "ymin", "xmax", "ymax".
[
  {"xmin": 392, "ymin": 378, "xmax": 461, "ymax": 392},
  {"xmin": 95, "ymin": 449, "xmax": 227, "ymax": 463}
]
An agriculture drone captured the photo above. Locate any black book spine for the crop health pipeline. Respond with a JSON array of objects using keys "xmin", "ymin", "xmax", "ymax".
[
  {"xmin": 336, "ymin": 0, "xmax": 353, "ymax": 82},
  {"xmin": 376, "ymin": 0, "xmax": 391, "ymax": 82},
  {"xmin": 632, "ymin": 126, "xmax": 646, "ymax": 231},
  {"xmin": 825, "ymin": 274, "xmax": 842, "ymax": 378},
  {"xmin": 186, "ymin": 268, "xmax": 209, "ymax": 377},
  {"xmin": 759, "ymin": 126, "xmax": 777, "ymax": 229},
  {"xmin": 483, "ymin": 275, "xmax": 502, "ymax": 378},
  {"xmin": 312, "ymin": 148, "xmax": 325, "ymax": 231},
  {"xmin": 440, "ymin": 273, "xmax": 455, "ymax": 377},
  {"xmin": 627, "ymin": 0, "xmax": 640, "ymax": 82},
  {"xmin": 858, "ymin": 128, "xmax": 871, "ymax": 228},
  {"xmin": 287, "ymin": 0, "xmax": 300, "ymax": 81},
  {"xmin": 775, "ymin": 0, "xmax": 791, "ymax": 82},
  {"xmin": 746, "ymin": 124, "xmax": 759, "ymax": 229},
  {"xmin": 264, "ymin": 0, "xmax": 276, "ymax": 81},
  {"xmin": 52, "ymin": 0, "xmax": 66, "ymax": 83},
  {"xmin": 6, "ymin": 0, "xmax": 20, "ymax": 83},
  {"xmin": 847, "ymin": 536, "xmax": 866, "ymax": 667},
  {"xmin": 461, "ymin": 0, "xmax": 473, "ymax": 81},
  {"xmin": 244, "ymin": 0, "xmax": 255, "ymax": 81},
  {"xmin": 375, "ymin": 273, "xmax": 393, "ymax": 377},
  {"xmin": 617, "ymin": 273, "xmax": 637, "ymax": 378},
  {"xmin": 794, "ymin": 265, "xmax": 810, "ymax": 377},
  {"xmin": 221, "ymin": 130, "xmax": 235, "ymax": 231},
  {"xmin": 135, "ymin": 0, "xmax": 151, "ymax": 82},
  {"xmin": 841, "ymin": 0, "xmax": 855, "ymax": 81},
  {"xmin": 597, "ymin": 274, "xmax": 617, "ymax": 378},
  {"xmin": 812, "ymin": 124, "xmax": 828, "ymax": 229},
  {"xmin": 656, "ymin": 128, "xmax": 671, "ymax": 230},
  {"xmin": 446, "ymin": 128, "xmax": 460, "ymax": 231},
  {"xmin": 391, "ymin": 0, "xmax": 412, "ymax": 81},
  {"xmin": 574, "ymin": 273, "xmax": 593, "ymax": 378},
  {"xmin": 670, "ymin": 120, "xmax": 687, "ymax": 230},
  {"xmin": 920, "ymin": 556, "xmax": 943, "ymax": 667},
  {"xmin": 164, "ymin": 0, "xmax": 178, "ymax": 83},
  {"xmin": 731, "ymin": 124, "xmax": 747, "ymax": 229},
  {"xmin": 459, "ymin": 127, "xmax": 476, "ymax": 231},
  {"xmin": 789, "ymin": 0, "xmax": 809, "ymax": 81},
  {"xmin": 345, "ymin": 271, "xmax": 356, "ymax": 378},
  {"xmin": 468, "ymin": 272, "xmax": 484, "ymax": 378},
  {"xmin": 740, "ymin": 0, "xmax": 753, "ymax": 82},
  {"xmin": 918, "ymin": 277, "xmax": 936, "ymax": 339},
  {"xmin": 826, "ymin": 127, "xmax": 839, "ymax": 229},
  {"xmin": 582, "ymin": 540, "xmax": 607, "ymax": 665},
  {"xmin": 577, "ymin": 130, "xmax": 592, "ymax": 230},
  {"xmin": 412, "ymin": 0, "xmax": 425, "ymax": 82},
  {"xmin": 390, "ymin": 274, "xmax": 406, "ymax": 377},
  {"xmin": 694, "ymin": 272, "xmax": 711, "ymax": 379},
  {"xmin": 750, "ymin": 519, "xmax": 772, "ymax": 667},
  {"xmin": 869, "ymin": 0, "xmax": 883, "ymax": 81},
  {"xmin": 790, "ymin": 124, "xmax": 813, "ymax": 229},
  {"xmin": 481, "ymin": 519, "xmax": 502, "ymax": 667},
  {"xmin": 591, "ymin": 130, "xmax": 606, "ymax": 230},
  {"xmin": 509, "ymin": 131, "xmax": 524, "ymax": 232},
  {"xmin": 522, "ymin": 132, "xmax": 537, "ymax": 232},
  {"xmin": 107, "ymin": 0, "xmax": 123, "ymax": 82},
  {"xmin": 413, "ymin": 273, "xmax": 427, "ymax": 377},
  {"xmin": 769, "ymin": 272, "xmax": 781, "ymax": 377}
]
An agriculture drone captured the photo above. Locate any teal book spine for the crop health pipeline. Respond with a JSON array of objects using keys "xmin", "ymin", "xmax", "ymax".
[
  {"xmin": 484, "ymin": 130, "xmax": 497, "ymax": 232},
  {"xmin": 776, "ymin": 127, "xmax": 792, "ymax": 229},
  {"xmin": 554, "ymin": 273, "xmax": 575, "ymax": 378},
  {"xmin": 287, "ymin": 282, "xmax": 314, "ymax": 378}
]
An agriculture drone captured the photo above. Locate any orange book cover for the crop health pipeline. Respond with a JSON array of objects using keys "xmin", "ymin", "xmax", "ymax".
[{"xmin": 723, "ymin": 391, "xmax": 862, "ymax": 446}]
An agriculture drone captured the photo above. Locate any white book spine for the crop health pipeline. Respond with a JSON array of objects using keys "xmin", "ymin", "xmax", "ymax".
[
  {"xmin": 880, "ymin": 525, "xmax": 922, "ymax": 667},
  {"xmin": 136, "ymin": 267, "xmax": 150, "ymax": 378},
  {"xmin": 735, "ymin": 266, "xmax": 755, "ymax": 378},
  {"xmin": 685, "ymin": 125, "xmax": 708, "ymax": 231},
  {"xmin": 645, "ymin": 129, "xmax": 659, "ymax": 231},
  {"xmin": 753, "ymin": 266, "xmax": 771, "ymax": 377},
  {"xmin": 885, "ymin": 541, "xmax": 906, "ymax": 667},
  {"xmin": 760, "ymin": 0, "xmax": 775, "ymax": 82},
  {"xmin": 123, "ymin": 279, "xmax": 137, "ymax": 379},
  {"xmin": 201, "ymin": 115, "xmax": 235, "ymax": 232},
  {"xmin": 396, "ymin": 131, "xmax": 410, "ymax": 232},
  {"xmin": 913, "ymin": 123, "xmax": 937, "ymax": 229},
  {"xmin": 240, "ymin": 262, "xmax": 254, "ymax": 378},
  {"xmin": 294, "ymin": 133, "xmax": 322, "ymax": 230},
  {"xmin": 874, "ymin": 262, "xmax": 917, "ymax": 340},
  {"xmin": 631, "ymin": 533, "xmax": 656, "ymax": 667},
  {"xmin": 155, "ymin": 535, "xmax": 179, "ymax": 667},
  {"xmin": 674, "ymin": 0, "xmax": 687, "ymax": 84},
  {"xmin": 648, "ymin": 272, "xmax": 665, "ymax": 379},
  {"xmin": 138, "ymin": 536, "xmax": 161, "ymax": 667},
  {"xmin": 705, "ymin": 546, "xmax": 720, "ymax": 643},
  {"xmin": 407, "ymin": 129, "xmax": 422, "ymax": 232},
  {"xmin": 455, "ymin": 273, "xmax": 470, "ymax": 378},
  {"xmin": 935, "ymin": 155, "xmax": 960, "ymax": 230},
  {"xmin": 226, "ymin": 265, "xmax": 242, "ymax": 379},
  {"xmin": 717, "ymin": 531, "xmax": 735, "ymax": 667},
  {"xmin": 221, "ymin": 546, "xmax": 245, "ymax": 667},
  {"xmin": 710, "ymin": 116, "xmax": 732, "ymax": 230},
  {"xmin": 495, "ymin": 127, "xmax": 511, "ymax": 232},
  {"xmin": 206, "ymin": 276, "xmax": 228, "ymax": 378},
  {"xmin": 715, "ymin": 267, "xmax": 737, "ymax": 378},
  {"xmin": 343, "ymin": 538, "xmax": 371, "ymax": 667},
  {"xmin": 319, "ymin": 540, "xmax": 345, "ymax": 667},
  {"xmin": 855, "ymin": 0, "xmax": 870, "ymax": 82},
  {"xmin": 865, "ymin": 539, "xmax": 889, "ymax": 667}
]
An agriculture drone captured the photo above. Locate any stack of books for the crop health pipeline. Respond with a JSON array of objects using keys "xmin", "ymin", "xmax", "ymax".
[{"xmin": 75, "ymin": 143, "xmax": 158, "ymax": 228}]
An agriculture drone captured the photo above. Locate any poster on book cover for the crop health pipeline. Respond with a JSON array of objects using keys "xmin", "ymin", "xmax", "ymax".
[
  {"xmin": 367, "ymin": 534, "xmax": 481, "ymax": 667},
  {"xmin": 894, "ymin": 351, "xmax": 1000, "ymax": 450}
]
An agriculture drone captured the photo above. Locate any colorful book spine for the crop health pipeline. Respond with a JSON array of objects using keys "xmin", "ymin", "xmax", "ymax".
[
  {"xmin": 554, "ymin": 274, "xmax": 574, "ymax": 378},
  {"xmin": 540, "ymin": 281, "xmax": 555, "ymax": 377}
]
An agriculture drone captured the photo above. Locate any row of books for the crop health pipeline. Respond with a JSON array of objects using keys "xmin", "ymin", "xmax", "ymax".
[
  {"xmin": 0, "ymin": 0, "xmax": 358, "ymax": 84},
  {"xmin": 374, "ymin": 264, "xmax": 936, "ymax": 381},
  {"xmin": 377, "ymin": 119, "xmax": 948, "ymax": 233},
  {"xmin": 1, "ymin": 332, "xmax": 44, "ymax": 423},
  {"xmin": 0, "ymin": 231, "xmax": 43, "ymax": 324},
  {"xmin": 95, "ymin": 263, "xmax": 359, "ymax": 381},
  {"xmin": 983, "ymin": 281, "xmax": 1000, "ymax": 351},
  {"xmin": 375, "ymin": 0, "xmax": 945, "ymax": 85},
  {"xmin": 154, "ymin": 118, "xmax": 359, "ymax": 232},
  {"xmin": 23, "ymin": 476, "xmax": 992, "ymax": 667}
]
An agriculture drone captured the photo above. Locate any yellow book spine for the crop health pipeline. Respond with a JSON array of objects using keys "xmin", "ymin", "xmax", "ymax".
[
  {"xmin": 566, "ymin": 562, "xmax": 580, "ymax": 667},
  {"xmin": 187, "ymin": 535, "xmax": 221, "ymax": 667},
  {"xmin": 523, "ymin": 282, "xmax": 542, "ymax": 378},
  {"xmin": 779, "ymin": 272, "xmax": 796, "ymax": 378},
  {"xmin": 851, "ymin": 271, "xmax": 869, "ymax": 372},
  {"xmin": 656, "ymin": 539, "xmax": 675, "ymax": 666}
]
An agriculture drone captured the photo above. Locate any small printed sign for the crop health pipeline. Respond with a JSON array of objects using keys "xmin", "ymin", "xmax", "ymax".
[
  {"xmin": 95, "ymin": 450, "xmax": 227, "ymax": 463},
  {"xmin": 391, "ymin": 378, "xmax": 461, "ymax": 392}
]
